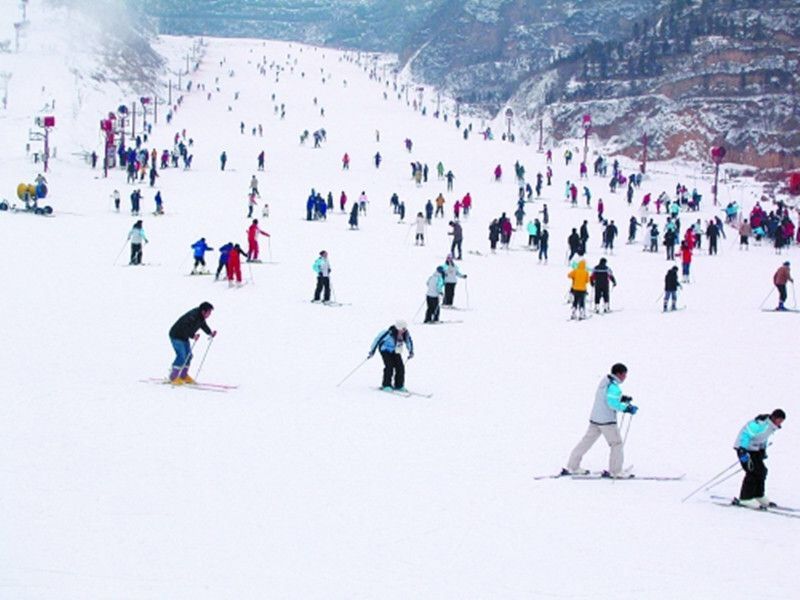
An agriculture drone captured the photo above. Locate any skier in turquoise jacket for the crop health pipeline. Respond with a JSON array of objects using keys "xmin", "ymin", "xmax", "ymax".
[{"xmin": 734, "ymin": 409, "xmax": 786, "ymax": 508}]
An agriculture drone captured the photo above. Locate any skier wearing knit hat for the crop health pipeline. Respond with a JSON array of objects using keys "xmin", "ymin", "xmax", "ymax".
[{"xmin": 367, "ymin": 320, "xmax": 414, "ymax": 391}]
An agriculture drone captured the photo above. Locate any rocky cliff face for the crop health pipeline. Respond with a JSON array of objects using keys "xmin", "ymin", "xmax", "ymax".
[
  {"xmin": 142, "ymin": 0, "xmax": 799, "ymax": 173},
  {"xmin": 518, "ymin": 0, "xmax": 800, "ymax": 174}
]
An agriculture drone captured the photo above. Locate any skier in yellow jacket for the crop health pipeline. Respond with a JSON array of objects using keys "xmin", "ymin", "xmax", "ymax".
[{"xmin": 568, "ymin": 260, "xmax": 590, "ymax": 320}]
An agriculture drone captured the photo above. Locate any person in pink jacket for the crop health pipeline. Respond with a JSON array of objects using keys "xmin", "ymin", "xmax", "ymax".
[{"xmin": 246, "ymin": 219, "xmax": 270, "ymax": 262}]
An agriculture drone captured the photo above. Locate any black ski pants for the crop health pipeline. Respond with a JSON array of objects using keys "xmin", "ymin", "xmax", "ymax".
[
  {"xmin": 313, "ymin": 276, "xmax": 330, "ymax": 302},
  {"xmin": 776, "ymin": 284, "xmax": 787, "ymax": 305},
  {"xmin": 380, "ymin": 351, "xmax": 404, "ymax": 389},
  {"xmin": 424, "ymin": 295, "xmax": 440, "ymax": 323},
  {"xmin": 738, "ymin": 449, "xmax": 767, "ymax": 500},
  {"xmin": 443, "ymin": 282, "xmax": 456, "ymax": 306},
  {"xmin": 130, "ymin": 243, "xmax": 142, "ymax": 265},
  {"xmin": 594, "ymin": 285, "xmax": 610, "ymax": 305}
]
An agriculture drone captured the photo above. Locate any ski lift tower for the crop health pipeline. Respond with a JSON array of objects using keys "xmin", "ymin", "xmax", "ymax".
[
  {"xmin": 100, "ymin": 113, "xmax": 115, "ymax": 178},
  {"xmin": 710, "ymin": 145, "xmax": 726, "ymax": 206},
  {"xmin": 140, "ymin": 96, "xmax": 152, "ymax": 132},
  {"xmin": 31, "ymin": 115, "xmax": 55, "ymax": 172},
  {"xmin": 505, "ymin": 107, "xmax": 514, "ymax": 140}
]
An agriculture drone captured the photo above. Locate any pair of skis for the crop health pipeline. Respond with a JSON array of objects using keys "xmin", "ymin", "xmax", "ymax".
[
  {"xmin": 141, "ymin": 378, "xmax": 238, "ymax": 393},
  {"xmin": 709, "ymin": 495, "xmax": 800, "ymax": 519},
  {"xmin": 374, "ymin": 387, "xmax": 433, "ymax": 399},
  {"xmin": 534, "ymin": 466, "xmax": 684, "ymax": 482}
]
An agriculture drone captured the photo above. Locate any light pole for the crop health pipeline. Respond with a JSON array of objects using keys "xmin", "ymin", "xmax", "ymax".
[
  {"xmin": 641, "ymin": 133, "xmax": 648, "ymax": 174},
  {"xmin": 710, "ymin": 146, "xmax": 726, "ymax": 206},
  {"xmin": 582, "ymin": 113, "xmax": 592, "ymax": 167}
]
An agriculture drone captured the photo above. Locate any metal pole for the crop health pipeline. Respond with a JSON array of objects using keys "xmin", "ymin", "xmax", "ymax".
[
  {"xmin": 193, "ymin": 336, "xmax": 215, "ymax": 381},
  {"xmin": 336, "ymin": 357, "xmax": 368, "ymax": 387},
  {"xmin": 43, "ymin": 127, "xmax": 49, "ymax": 173},
  {"xmin": 713, "ymin": 163, "xmax": 719, "ymax": 206},
  {"xmin": 758, "ymin": 286, "xmax": 774, "ymax": 309},
  {"xmin": 681, "ymin": 461, "xmax": 740, "ymax": 503}
]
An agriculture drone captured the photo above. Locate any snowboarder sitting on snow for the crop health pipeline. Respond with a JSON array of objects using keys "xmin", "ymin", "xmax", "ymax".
[
  {"xmin": 191, "ymin": 238, "xmax": 213, "ymax": 274},
  {"xmin": 168, "ymin": 302, "xmax": 217, "ymax": 385},
  {"xmin": 367, "ymin": 320, "xmax": 414, "ymax": 392}
]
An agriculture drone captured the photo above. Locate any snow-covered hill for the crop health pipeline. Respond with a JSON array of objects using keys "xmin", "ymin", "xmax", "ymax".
[{"xmin": 0, "ymin": 2, "xmax": 797, "ymax": 599}]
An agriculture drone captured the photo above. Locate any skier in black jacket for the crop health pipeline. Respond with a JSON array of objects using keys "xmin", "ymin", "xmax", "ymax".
[
  {"xmin": 663, "ymin": 266, "xmax": 681, "ymax": 312},
  {"xmin": 590, "ymin": 258, "xmax": 617, "ymax": 313},
  {"xmin": 168, "ymin": 302, "xmax": 217, "ymax": 384}
]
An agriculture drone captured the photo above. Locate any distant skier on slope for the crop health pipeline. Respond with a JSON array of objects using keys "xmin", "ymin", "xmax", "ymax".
[
  {"xmin": 168, "ymin": 302, "xmax": 217, "ymax": 384},
  {"xmin": 590, "ymin": 257, "xmax": 616, "ymax": 313},
  {"xmin": 311, "ymin": 250, "xmax": 331, "ymax": 303},
  {"xmin": 127, "ymin": 220, "xmax": 148, "ymax": 265},
  {"xmin": 191, "ymin": 238, "xmax": 213, "ymax": 274},
  {"xmin": 562, "ymin": 363, "xmax": 638, "ymax": 478},
  {"xmin": 424, "ymin": 267, "xmax": 445, "ymax": 323},
  {"xmin": 246, "ymin": 219, "xmax": 270, "ymax": 262},
  {"xmin": 568, "ymin": 259, "xmax": 590, "ymax": 320},
  {"xmin": 663, "ymin": 265, "xmax": 681, "ymax": 311},
  {"xmin": 367, "ymin": 320, "xmax": 414, "ymax": 392}
]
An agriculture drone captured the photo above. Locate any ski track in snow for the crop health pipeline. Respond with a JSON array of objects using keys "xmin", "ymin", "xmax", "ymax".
[{"xmin": 0, "ymin": 2, "xmax": 797, "ymax": 599}]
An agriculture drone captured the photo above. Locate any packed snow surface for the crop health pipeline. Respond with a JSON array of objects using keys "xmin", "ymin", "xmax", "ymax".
[{"xmin": 0, "ymin": 3, "xmax": 796, "ymax": 599}]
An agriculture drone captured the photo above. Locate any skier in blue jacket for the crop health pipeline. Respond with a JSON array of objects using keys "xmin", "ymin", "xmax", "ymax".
[
  {"xmin": 367, "ymin": 321, "xmax": 414, "ymax": 391},
  {"xmin": 215, "ymin": 242, "xmax": 233, "ymax": 280},
  {"xmin": 191, "ymin": 238, "xmax": 213, "ymax": 274},
  {"xmin": 734, "ymin": 409, "xmax": 786, "ymax": 508}
]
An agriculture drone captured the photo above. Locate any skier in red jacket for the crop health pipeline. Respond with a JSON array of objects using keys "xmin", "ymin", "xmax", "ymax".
[{"xmin": 246, "ymin": 219, "xmax": 270, "ymax": 262}]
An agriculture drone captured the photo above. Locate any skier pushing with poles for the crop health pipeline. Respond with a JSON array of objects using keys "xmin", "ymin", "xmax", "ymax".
[
  {"xmin": 367, "ymin": 320, "xmax": 414, "ymax": 392},
  {"xmin": 168, "ymin": 302, "xmax": 217, "ymax": 385},
  {"xmin": 733, "ymin": 409, "xmax": 786, "ymax": 508},
  {"xmin": 562, "ymin": 363, "xmax": 638, "ymax": 478}
]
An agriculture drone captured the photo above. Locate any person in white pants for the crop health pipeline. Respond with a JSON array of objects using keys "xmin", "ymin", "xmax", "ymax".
[{"xmin": 563, "ymin": 363, "xmax": 638, "ymax": 478}]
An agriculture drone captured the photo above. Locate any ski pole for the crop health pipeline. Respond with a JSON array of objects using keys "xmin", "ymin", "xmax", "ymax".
[
  {"xmin": 268, "ymin": 237, "xmax": 273, "ymax": 262},
  {"xmin": 792, "ymin": 281, "xmax": 797, "ymax": 309},
  {"xmin": 412, "ymin": 298, "xmax": 426, "ymax": 322},
  {"xmin": 621, "ymin": 413, "xmax": 633, "ymax": 446},
  {"xmin": 336, "ymin": 357, "xmax": 368, "ymax": 387},
  {"xmin": 758, "ymin": 286, "xmax": 774, "ymax": 309},
  {"xmin": 654, "ymin": 292, "xmax": 664, "ymax": 305},
  {"xmin": 193, "ymin": 335, "xmax": 215, "ymax": 381},
  {"xmin": 464, "ymin": 277, "xmax": 470, "ymax": 310},
  {"xmin": 681, "ymin": 461, "xmax": 739, "ymax": 503},
  {"xmin": 113, "ymin": 239, "xmax": 129, "ymax": 266}
]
